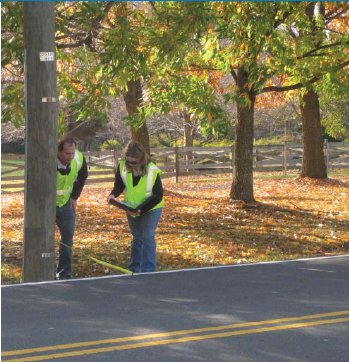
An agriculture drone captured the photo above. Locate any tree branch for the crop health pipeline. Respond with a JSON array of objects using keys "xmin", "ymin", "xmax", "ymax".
[
  {"xmin": 230, "ymin": 65, "xmax": 237, "ymax": 84},
  {"xmin": 325, "ymin": 3, "xmax": 349, "ymax": 23},
  {"xmin": 56, "ymin": 2, "xmax": 114, "ymax": 50},
  {"xmin": 260, "ymin": 59, "xmax": 349, "ymax": 94},
  {"xmin": 260, "ymin": 76, "xmax": 319, "ymax": 93},
  {"xmin": 298, "ymin": 41, "xmax": 349, "ymax": 59}
]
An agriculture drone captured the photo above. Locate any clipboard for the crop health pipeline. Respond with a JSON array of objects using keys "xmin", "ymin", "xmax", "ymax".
[{"xmin": 109, "ymin": 199, "xmax": 138, "ymax": 212}]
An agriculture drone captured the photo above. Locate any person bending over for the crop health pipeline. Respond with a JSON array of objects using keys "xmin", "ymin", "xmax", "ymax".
[
  {"xmin": 56, "ymin": 137, "xmax": 88, "ymax": 279},
  {"xmin": 108, "ymin": 141, "xmax": 163, "ymax": 273}
]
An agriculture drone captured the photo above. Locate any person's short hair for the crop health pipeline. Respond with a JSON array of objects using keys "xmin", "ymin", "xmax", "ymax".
[
  {"xmin": 58, "ymin": 137, "xmax": 76, "ymax": 152},
  {"xmin": 124, "ymin": 141, "xmax": 149, "ymax": 175}
]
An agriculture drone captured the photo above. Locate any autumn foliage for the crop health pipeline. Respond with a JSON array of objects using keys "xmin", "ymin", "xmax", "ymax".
[{"xmin": 2, "ymin": 174, "xmax": 349, "ymax": 284}]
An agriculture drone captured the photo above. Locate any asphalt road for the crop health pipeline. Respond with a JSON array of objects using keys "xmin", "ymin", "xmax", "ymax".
[{"xmin": 2, "ymin": 255, "xmax": 349, "ymax": 362}]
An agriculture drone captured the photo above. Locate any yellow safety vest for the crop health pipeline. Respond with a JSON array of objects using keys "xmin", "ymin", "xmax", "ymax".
[
  {"xmin": 56, "ymin": 150, "xmax": 83, "ymax": 207},
  {"xmin": 119, "ymin": 159, "xmax": 164, "ymax": 211}
]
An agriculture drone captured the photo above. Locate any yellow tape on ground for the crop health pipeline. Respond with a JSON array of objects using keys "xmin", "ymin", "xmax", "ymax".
[
  {"xmin": 57, "ymin": 240, "xmax": 132, "ymax": 275},
  {"xmin": 87, "ymin": 256, "xmax": 133, "ymax": 275}
]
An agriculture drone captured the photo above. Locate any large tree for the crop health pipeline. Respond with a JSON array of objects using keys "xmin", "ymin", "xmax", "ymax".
[
  {"xmin": 208, "ymin": 3, "xmax": 299, "ymax": 202},
  {"xmin": 2, "ymin": 2, "xmax": 155, "ymax": 152},
  {"xmin": 281, "ymin": 3, "xmax": 349, "ymax": 178},
  {"xmin": 149, "ymin": 2, "xmax": 303, "ymax": 201},
  {"xmin": 213, "ymin": 2, "xmax": 348, "ymax": 197},
  {"xmin": 3, "ymin": 2, "xmax": 348, "ymax": 179},
  {"xmin": 157, "ymin": 2, "xmax": 348, "ymax": 200},
  {"xmin": 55, "ymin": 2, "xmax": 152, "ymax": 147}
]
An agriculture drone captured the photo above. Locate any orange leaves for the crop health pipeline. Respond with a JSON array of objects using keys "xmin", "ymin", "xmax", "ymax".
[
  {"xmin": 326, "ymin": 4, "xmax": 349, "ymax": 33},
  {"xmin": 1, "ymin": 195, "xmax": 24, "ymax": 242},
  {"xmin": 1, "ymin": 174, "xmax": 349, "ymax": 284},
  {"xmin": 255, "ymin": 91, "xmax": 286, "ymax": 110},
  {"xmin": 207, "ymin": 70, "xmax": 225, "ymax": 91},
  {"xmin": 162, "ymin": 175, "xmax": 349, "ymax": 264}
]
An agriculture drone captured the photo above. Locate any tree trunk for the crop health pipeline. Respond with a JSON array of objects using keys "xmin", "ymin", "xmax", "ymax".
[
  {"xmin": 230, "ymin": 67, "xmax": 256, "ymax": 202},
  {"xmin": 130, "ymin": 123, "xmax": 150, "ymax": 155},
  {"xmin": 183, "ymin": 112, "xmax": 194, "ymax": 148},
  {"xmin": 300, "ymin": 90, "xmax": 327, "ymax": 178},
  {"xmin": 123, "ymin": 79, "xmax": 150, "ymax": 154},
  {"xmin": 299, "ymin": 4, "xmax": 327, "ymax": 179}
]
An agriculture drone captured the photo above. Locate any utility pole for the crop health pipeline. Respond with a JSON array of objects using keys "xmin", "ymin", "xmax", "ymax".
[{"xmin": 22, "ymin": 3, "xmax": 57, "ymax": 282}]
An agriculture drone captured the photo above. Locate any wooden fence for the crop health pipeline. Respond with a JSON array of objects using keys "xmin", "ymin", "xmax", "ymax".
[{"xmin": 2, "ymin": 142, "xmax": 348, "ymax": 192}]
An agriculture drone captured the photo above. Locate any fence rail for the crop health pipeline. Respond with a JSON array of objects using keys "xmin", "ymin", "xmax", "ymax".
[{"xmin": 2, "ymin": 142, "xmax": 348, "ymax": 191}]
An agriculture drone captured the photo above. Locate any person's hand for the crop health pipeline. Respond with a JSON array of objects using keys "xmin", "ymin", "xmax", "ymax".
[
  {"xmin": 70, "ymin": 198, "xmax": 77, "ymax": 211},
  {"xmin": 127, "ymin": 209, "xmax": 141, "ymax": 217},
  {"xmin": 107, "ymin": 194, "xmax": 115, "ymax": 204}
]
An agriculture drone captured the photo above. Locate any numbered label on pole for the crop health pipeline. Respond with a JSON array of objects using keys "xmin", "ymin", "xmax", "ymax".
[{"xmin": 40, "ymin": 52, "xmax": 55, "ymax": 61}]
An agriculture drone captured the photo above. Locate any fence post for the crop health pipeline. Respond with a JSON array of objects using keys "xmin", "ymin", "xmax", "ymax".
[
  {"xmin": 324, "ymin": 139, "xmax": 329, "ymax": 171},
  {"xmin": 113, "ymin": 149, "xmax": 119, "ymax": 172},
  {"xmin": 283, "ymin": 142, "xmax": 287, "ymax": 176},
  {"xmin": 230, "ymin": 145, "xmax": 235, "ymax": 178},
  {"xmin": 175, "ymin": 146, "xmax": 179, "ymax": 183},
  {"xmin": 255, "ymin": 147, "xmax": 259, "ymax": 171}
]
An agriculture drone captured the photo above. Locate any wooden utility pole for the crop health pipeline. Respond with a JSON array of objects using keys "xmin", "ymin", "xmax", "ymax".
[{"xmin": 22, "ymin": 3, "xmax": 58, "ymax": 282}]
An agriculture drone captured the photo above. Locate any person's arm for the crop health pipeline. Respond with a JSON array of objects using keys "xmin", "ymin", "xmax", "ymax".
[
  {"xmin": 108, "ymin": 164, "xmax": 125, "ymax": 201},
  {"xmin": 137, "ymin": 174, "xmax": 163, "ymax": 215},
  {"xmin": 71, "ymin": 156, "xmax": 88, "ymax": 200}
]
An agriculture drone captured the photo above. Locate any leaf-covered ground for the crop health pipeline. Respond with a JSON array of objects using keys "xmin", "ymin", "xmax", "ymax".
[{"xmin": 2, "ymin": 174, "xmax": 349, "ymax": 284}]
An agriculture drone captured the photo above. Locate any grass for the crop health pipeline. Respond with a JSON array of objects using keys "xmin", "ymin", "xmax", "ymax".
[
  {"xmin": 2, "ymin": 173, "xmax": 349, "ymax": 284},
  {"xmin": 1, "ymin": 160, "xmax": 25, "ymax": 176}
]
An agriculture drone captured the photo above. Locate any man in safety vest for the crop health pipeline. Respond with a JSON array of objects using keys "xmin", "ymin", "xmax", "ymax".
[{"xmin": 56, "ymin": 138, "xmax": 88, "ymax": 279}]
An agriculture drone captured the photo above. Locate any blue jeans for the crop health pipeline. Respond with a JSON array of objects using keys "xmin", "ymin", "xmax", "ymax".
[
  {"xmin": 127, "ymin": 208, "xmax": 162, "ymax": 273},
  {"xmin": 56, "ymin": 200, "xmax": 76, "ymax": 278}
]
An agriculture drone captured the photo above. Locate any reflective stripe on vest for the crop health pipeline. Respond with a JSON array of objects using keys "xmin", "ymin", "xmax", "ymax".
[
  {"xmin": 56, "ymin": 150, "xmax": 83, "ymax": 207},
  {"xmin": 121, "ymin": 162, "xmax": 127, "ymax": 186},
  {"xmin": 119, "ymin": 159, "xmax": 163, "ymax": 209},
  {"xmin": 74, "ymin": 151, "xmax": 82, "ymax": 170},
  {"xmin": 121, "ymin": 162, "xmax": 156, "ymax": 198},
  {"xmin": 146, "ymin": 165, "xmax": 158, "ymax": 197}
]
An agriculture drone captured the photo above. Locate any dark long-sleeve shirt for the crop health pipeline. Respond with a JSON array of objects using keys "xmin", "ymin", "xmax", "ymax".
[
  {"xmin": 57, "ymin": 156, "xmax": 88, "ymax": 200},
  {"xmin": 110, "ymin": 163, "xmax": 163, "ymax": 214}
]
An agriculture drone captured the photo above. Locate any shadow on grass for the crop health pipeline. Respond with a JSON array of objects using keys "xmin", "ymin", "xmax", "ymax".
[{"xmin": 2, "ymin": 177, "xmax": 348, "ymax": 284}]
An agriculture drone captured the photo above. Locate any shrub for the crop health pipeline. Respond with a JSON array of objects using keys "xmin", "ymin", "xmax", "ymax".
[{"xmin": 99, "ymin": 139, "xmax": 121, "ymax": 151}]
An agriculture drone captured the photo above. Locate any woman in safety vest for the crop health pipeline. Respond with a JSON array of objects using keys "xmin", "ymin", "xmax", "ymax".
[{"xmin": 107, "ymin": 141, "xmax": 163, "ymax": 273}]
